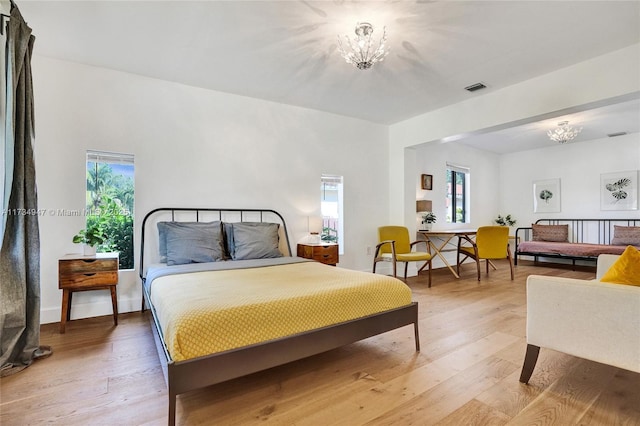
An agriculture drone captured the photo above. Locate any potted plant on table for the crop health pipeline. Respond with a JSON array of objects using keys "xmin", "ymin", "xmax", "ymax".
[
  {"xmin": 72, "ymin": 223, "xmax": 107, "ymax": 256},
  {"xmin": 421, "ymin": 212, "xmax": 437, "ymax": 231}
]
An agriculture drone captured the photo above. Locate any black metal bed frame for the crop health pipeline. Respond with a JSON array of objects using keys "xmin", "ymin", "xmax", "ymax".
[
  {"xmin": 514, "ymin": 218, "xmax": 639, "ymax": 266},
  {"xmin": 139, "ymin": 207, "xmax": 420, "ymax": 425}
]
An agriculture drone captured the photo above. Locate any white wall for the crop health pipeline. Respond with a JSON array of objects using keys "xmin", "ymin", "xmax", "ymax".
[
  {"xmin": 499, "ymin": 133, "xmax": 640, "ymax": 227},
  {"xmin": 415, "ymin": 141, "xmax": 500, "ymax": 229},
  {"xmin": 33, "ymin": 56, "xmax": 389, "ymax": 324},
  {"xmin": 412, "ymin": 141, "xmax": 500, "ymax": 268}
]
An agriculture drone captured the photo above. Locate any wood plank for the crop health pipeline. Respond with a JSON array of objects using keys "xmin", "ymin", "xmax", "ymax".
[
  {"xmin": 578, "ymin": 368, "xmax": 640, "ymax": 425},
  {"xmin": 2, "ymin": 264, "xmax": 638, "ymax": 425},
  {"xmin": 508, "ymin": 357, "xmax": 618, "ymax": 424},
  {"xmin": 433, "ymin": 398, "xmax": 511, "ymax": 426}
]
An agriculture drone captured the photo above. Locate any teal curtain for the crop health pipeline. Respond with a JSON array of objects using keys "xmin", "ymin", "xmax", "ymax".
[{"xmin": 0, "ymin": 2, "xmax": 51, "ymax": 377}]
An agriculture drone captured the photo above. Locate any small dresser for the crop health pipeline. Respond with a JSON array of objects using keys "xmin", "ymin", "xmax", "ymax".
[
  {"xmin": 58, "ymin": 253, "xmax": 119, "ymax": 333},
  {"xmin": 296, "ymin": 243, "xmax": 339, "ymax": 266}
]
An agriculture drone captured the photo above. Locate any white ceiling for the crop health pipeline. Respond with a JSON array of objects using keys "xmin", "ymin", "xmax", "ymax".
[{"xmin": 16, "ymin": 0, "xmax": 640, "ymax": 152}]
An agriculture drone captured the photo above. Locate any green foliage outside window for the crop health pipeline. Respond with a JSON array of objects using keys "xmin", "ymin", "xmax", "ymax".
[
  {"xmin": 321, "ymin": 226, "xmax": 338, "ymax": 243},
  {"xmin": 86, "ymin": 161, "xmax": 134, "ymax": 269}
]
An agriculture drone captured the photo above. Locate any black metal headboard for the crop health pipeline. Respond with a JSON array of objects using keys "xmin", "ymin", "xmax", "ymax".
[
  {"xmin": 139, "ymin": 207, "xmax": 292, "ymax": 280},
  {"xmin": 515, "ymin": 218, "xmax": 640, "ymax": 245}
]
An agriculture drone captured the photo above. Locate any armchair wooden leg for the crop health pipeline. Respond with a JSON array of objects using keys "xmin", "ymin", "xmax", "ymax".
[
  {"xmin": 508, "ymin": 247, "xmax": 515, "ymax": 280},
  {"xmin": 404, "ymin": 262, "xmax": 409, "ymax": 279},
  {"xmin": 417, "ymin": 260, "xmax": 432, "ymax": 288},
  {"xmin": 519, "ymin": 344, "xmax": 540, "ymax": 384},
  {"xmin": 476, "ymin": 258, "xmax": 481, "ymax": 281}
]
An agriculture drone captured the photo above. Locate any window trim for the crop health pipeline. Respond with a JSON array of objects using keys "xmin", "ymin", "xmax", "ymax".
[
  {"xmin": 446, "ymin": 163, "xmax": 470, "ymax": 224},
  {"xmin": 321, "ymin": 174, "xmax": 344, "ymax": 254},
  {"xmin": 85, "ymin": 150, "xmax": 135, "ymax": 270}
]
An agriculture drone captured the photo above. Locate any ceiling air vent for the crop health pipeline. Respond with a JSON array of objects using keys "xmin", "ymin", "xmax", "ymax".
[
  {"xmin": 607, "ymin": 131, "xmax": 627, "ymax": 138},
  {"xmin": 464, "ymin": 82, "xmax": 487, "ymax": 92}
]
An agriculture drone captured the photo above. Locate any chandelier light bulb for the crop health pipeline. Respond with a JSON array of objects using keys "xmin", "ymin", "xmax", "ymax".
[
  {"xmin": 547, "ymin": 120, "xmax": 582, "ymax": 144},
  {"xmin": 337, "ymin": 22, "xmax": 389, "ymax": 70}
]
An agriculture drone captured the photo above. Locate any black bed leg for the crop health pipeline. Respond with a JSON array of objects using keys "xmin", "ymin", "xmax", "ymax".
[
  {"xmin": 519, "ymin": 344, "xmax": 540, "ymax": 384},
  {"xmin": 168, "ymin": 391, "xmax": 176, "ymax": 426},
  {"xmin": 413, "ymin": 321, "xmax": 421, "ymax": 352}
]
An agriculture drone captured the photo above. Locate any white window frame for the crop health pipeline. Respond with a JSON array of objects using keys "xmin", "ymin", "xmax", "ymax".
[
  {"xmin": 446, "ymin": 163, "xmax": 470, "ymax": 224},
  {"xmin": 321, "ymin": 174, "xmax": 344, "ymax": 254}
]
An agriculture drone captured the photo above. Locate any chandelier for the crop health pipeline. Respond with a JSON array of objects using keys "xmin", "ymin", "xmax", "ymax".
[
  {"xmin": 337, "ymin": 22, "xmax": 389, "ymax": 70},
  {"xmin": 547, "ymin": 121, "xmax": 582, "ymax": 144}
]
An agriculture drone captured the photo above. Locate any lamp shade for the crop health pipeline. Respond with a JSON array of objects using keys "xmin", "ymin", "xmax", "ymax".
[
  {"xmin": 308, "ymin": 216, "xmax": 323, "ymax": 234},
  {"xmin": 416, "ymin": 200, "xmax": 432, "ymax": 212}
]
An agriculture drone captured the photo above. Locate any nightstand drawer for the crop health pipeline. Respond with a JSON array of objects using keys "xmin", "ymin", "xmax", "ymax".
[
  {"xmin": 297, "ymin": 243, "xmax": 339, "ymax": 266},
  {"xmin": 58, "ymin": 256, "xmax": 119, "ymax": 289},
  {"xmin": 59, "ymin": 258, "xmax": 118, "ymax": 274},
  {"xmin": 312, "ymin": 248, "xmax": 338, "ymax": 264},
  {"xmin": 59, "ymin": 271, "xmax": 118, "ymax": 288}
]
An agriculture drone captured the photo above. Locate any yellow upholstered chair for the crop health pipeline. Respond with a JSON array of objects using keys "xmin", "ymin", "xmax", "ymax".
[
  {"xmin": 373, "ymin": 226, "xmax": 432, "ymax": 286},
  {"xmin": 457, "ymin": 226, "xmax": 514, "ymax": 281}
]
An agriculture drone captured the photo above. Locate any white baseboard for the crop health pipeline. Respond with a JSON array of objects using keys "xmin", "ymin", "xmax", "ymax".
[{"xmin": 40, "ymin": 296, "xmax": 141, "ymax": 325}]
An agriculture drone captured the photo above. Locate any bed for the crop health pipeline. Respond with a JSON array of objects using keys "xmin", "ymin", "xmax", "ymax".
[{"xmin": 139, "ymin": 208, "xmax": 420, "ymax": 425}]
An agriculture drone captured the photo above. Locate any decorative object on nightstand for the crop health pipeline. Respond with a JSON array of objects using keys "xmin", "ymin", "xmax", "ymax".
[
  {"xmin": 58, "ymin": 253, "xmax": 119, "ymax": 333},
  {"xmin": 297, "ymin": 243, "xmax": 339, "ymax": 266},
  {"xmin": 72, "ymin": 223, "xmax": 107, "ymax": 256},
  {"xmin": 307, "ymin": 216, "xmax": 323, "ymax": 244}
]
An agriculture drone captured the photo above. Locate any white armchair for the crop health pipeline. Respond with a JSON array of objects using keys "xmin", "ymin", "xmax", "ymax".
[{"xmin": 520, "ymin": 254, "xmax": 640, "ymax": 383}]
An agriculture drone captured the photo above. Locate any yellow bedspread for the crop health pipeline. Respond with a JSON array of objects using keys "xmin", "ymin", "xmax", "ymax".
[{"xmin": 149, "ymin": 262, "xmax": 412, "ymax": 361}]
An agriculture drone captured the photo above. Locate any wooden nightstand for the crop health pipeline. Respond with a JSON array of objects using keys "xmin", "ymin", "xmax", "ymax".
[
  {"xmin": 58, "ymin": 253, "xmax": 119, "ymax": 333},
  {"xmin": 297, "ymin": 243, "xmax": 339, "ymax": 266}
]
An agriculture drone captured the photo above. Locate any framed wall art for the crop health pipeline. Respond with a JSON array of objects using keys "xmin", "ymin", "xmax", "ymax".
[
  {"xmin": 600, "ymin": 170, "xmax": 638, "ymax": 211},
  {"xmin": 421, "ymin": 174, "xmax": 433, "ymax": 190},
  {"xmin": 533, "ymin": 178, "xmax": 561, "ymax": 213}
]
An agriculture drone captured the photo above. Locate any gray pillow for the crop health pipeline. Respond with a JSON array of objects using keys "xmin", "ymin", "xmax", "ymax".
[
  {"xmin": 161, "ymin": 221, "xmax": 224, "ymax": 266},
  {"xmin": 229, "ymin": 222, "xmax": 282, "ymax": 260},
  {"xmin": 158, "ymin": 221, "xmax": 221, "ymax": 262}
]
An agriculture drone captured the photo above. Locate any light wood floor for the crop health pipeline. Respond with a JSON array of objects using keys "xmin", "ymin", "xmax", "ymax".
[{"xmin": 2, "ymin": 261, "xmax": 639, "ymax": 425}]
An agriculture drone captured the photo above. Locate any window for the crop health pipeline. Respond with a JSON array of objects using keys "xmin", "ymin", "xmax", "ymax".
[
  {"xmin": 446, "ymin": 164, "xmax": 469, "ymax": 223},
  {"xmin": 321, "ymin": 175, "xmax": 343, "ymax": 251},
  {"xmin": 86, "ymin": 150, "xmax": 134, "ymax": 269}
]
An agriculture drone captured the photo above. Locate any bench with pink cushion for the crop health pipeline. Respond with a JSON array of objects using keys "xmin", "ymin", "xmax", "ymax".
[{"xmin": 515, "ymin": 219, "xmax": 640, "ymax": 266}]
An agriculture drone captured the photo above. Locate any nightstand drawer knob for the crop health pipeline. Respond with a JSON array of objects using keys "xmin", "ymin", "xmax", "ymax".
[
  {"xmin": 83, "ymin": 259, "xmax": 97, "ymax": 263},
  {"xmin": 83, "ymin": 273, "xmax": 96, "ymax": 277}
]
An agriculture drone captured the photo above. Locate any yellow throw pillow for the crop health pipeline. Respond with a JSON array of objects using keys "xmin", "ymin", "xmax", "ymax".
[{"xmin": 600, "ymin": 246, "xmax": 640, "ymax": 286}]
